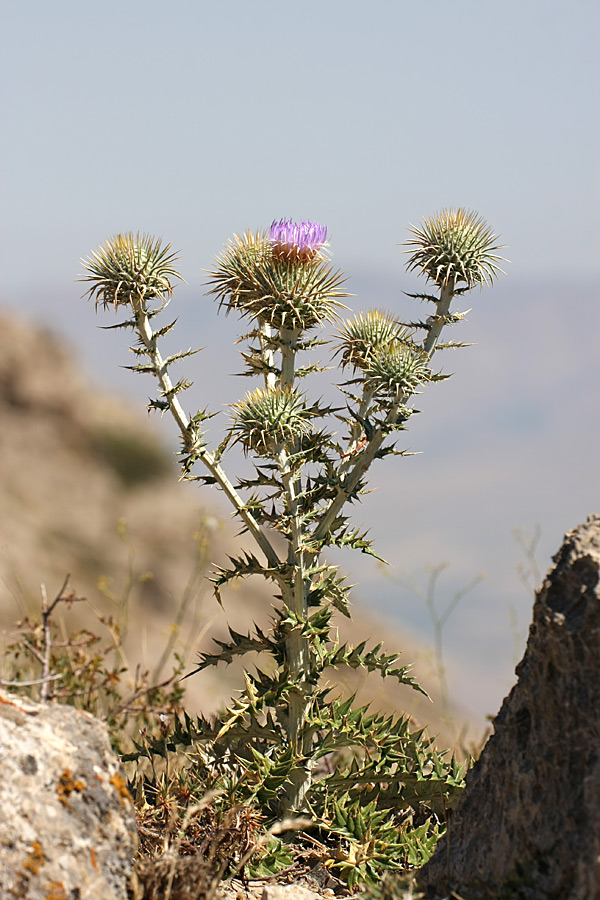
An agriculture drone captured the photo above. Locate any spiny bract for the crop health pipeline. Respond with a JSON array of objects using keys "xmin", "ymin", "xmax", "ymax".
[
  {"xmin": 230, "ymin": 386, "xmax": 313, "ymax": 456},
  {"xmin": 404, "ymin": 208, "xmax": 506, "ymax": 289},
  {"xmin": 81, "ymin": 232, "xmax": 182, "ymax": 310},
  {"xmin": 206, "ymin": 230, "xmax": 348, "ymax": 331},
  {"xmin": 335, "ymin": 309, "xmax": 413, "ymax": 372}
]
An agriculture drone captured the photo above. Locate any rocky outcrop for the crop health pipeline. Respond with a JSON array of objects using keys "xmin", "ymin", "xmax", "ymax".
[
  {"xmin": 0, "ymin": 689, "xmax": 137, "ymax": 899},
  {"xmin": 0, "ymin": 309, "xmax": 207, "ymax": 618},
  {"xmin": 419, "ymin": 514, "xmax": 600, "ymax": 899}
]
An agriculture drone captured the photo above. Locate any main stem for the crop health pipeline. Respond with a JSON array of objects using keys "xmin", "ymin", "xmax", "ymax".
[{"xmin": 278, "ymin": 327, "xmax": 314, "ymax": 812}]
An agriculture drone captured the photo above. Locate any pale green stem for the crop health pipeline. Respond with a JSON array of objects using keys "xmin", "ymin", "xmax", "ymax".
[
  {"xmin": 423, "ymin": 278, "xmax": 454, "ymax": 357},
  {"xmin": 339, "ymin": 384, "xmax": 377, "ymax": 476},
  {"xmin": 313, "ymin": 398, "xmax": 402, "ymax": 546},
  {"xmin": 315, "ymin": 281, "xmax": 455, "ymax": 545},
  {"xmin": 277, "ymin": 327, "xmax": 313, "ymax": 811},
  {"xmin": 259, "ymin": 321, "xmax": 277, "ymax": 390},
  {"xmin": 134, "ymin": 306, "xmax": 281, "ymax": 570},
  {"xmin": 279, "ymin": 452, "xmax": 313, "ymax": 811},
  {"xmin": 279, "ymin": 327, "xmax": 300, "ymax": 387}
]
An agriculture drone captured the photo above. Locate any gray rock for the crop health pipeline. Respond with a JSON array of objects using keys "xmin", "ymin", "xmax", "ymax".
[
  {"xmin": 419, "ymin": 514, "xmax": 600, "ymax": 899},
  {"xmin": 0, "ymin": 689, "xmax": 137, "ymax": 899},
  {"xmin": 261, "ymin": 886, "xmax": 323, "ymax": 900}
]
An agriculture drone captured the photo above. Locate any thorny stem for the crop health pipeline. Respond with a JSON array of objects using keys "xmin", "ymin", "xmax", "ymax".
[
  {"xmin": 134, "ymin": 306, "xmax": 280, "ymax": 570},
  {"xmin": 315, "ymin": 283, "xmax": 455, "ymax": 546},
  {"xmin": 423, "ymin": 278, "xmax": 454, "ymax": 357},
  {"xmin": 278, "ymin": 327, "xmax": 313, "ymax": 812},
  {"xmin": 279, "ymin": 327, "xmax": 300, "ymax": 387},
  {"xmin": 339, "ymin": 384, "xmax": 377, "ymax": 475},
  {"xmin": 259, "ymin": 321, "xmax": 277, "ymax": 390},
  {"xmin": 259, "ymin": 321, "xmax": 313, "ymax": 805},
  {"xmin": 314, "ymin": 399, "xmax": 403, "ymax": 546},
  {"xmin": 139, "ymin": 302, "xmax": 312, "ymax": 807}
]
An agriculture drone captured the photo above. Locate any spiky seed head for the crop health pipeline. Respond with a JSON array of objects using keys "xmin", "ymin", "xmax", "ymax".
[
  {"xmin": 206, "ymin": 229, "xmax": 348, "ymax": 331},
  {"xmin": 81, "ymin": 233, "xmax": 182, "ymax": 310},
  {"xmin": 404, "ymin": 208, "xmax": 506, "ymax": 290},
  {"xmin": 268, "ymin": 218, "xmax": 328, "ymax": 262},
  {"xmin": 365, "ymin": 343, "xmax": 431, "ymax": 399},
  {"xmin": 334, "ymin": 309, "xmax": 412, "ymax": 372},
  {"xmin": 230, "ymin": 387, "xmax": 312, "ymax": 456}
]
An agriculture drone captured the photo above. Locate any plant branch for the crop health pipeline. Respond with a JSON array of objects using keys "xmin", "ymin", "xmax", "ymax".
[
  {"xmin": 339, "ymin": 384, "xmax": 377, "ymax": 472},
  {"xmin": 1, "ymin": 674, "xmax": 63, "ymax": 688},
  {"xmin": 315, "ymin": 284, "xmax": 454, "ymax": 545},
  {"xmin": 312, "ymin": 397, "xmax": 403, "ymax": 546},
  {"xmin": 134, "ymin": 306, "xmax": 281, "ymax": 569},
  {"xmin": 423, "ymin": 280, "xmax": 454, "ymax": 357}
]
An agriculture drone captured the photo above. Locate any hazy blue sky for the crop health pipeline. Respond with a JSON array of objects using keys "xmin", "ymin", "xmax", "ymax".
[{"xmin": 1, "ymin": 0, "xmax": 599, "ymax": 723}]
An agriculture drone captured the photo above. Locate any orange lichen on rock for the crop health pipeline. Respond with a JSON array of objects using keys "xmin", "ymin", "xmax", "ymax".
[
  {"xmin": 0, "ymin": 694, "xmax": 18, "ymax": 707},
  {"xmin": 56, "ymin": 769, "xmax": 86, "ymax": 809},
  {"xmin": 109, "ymin": 772, "xmax": 133, "ymax": 806},
  {"xmin": 44, "ymin": 882, "xmax": 68, "ymax": 900},
  {"xmin": 22, "ymin": 840, "xmax": 45, "ymax": 875},
  {"xmin": 0, "ymin": 693, "xmax": 26, "ymax": 726}
]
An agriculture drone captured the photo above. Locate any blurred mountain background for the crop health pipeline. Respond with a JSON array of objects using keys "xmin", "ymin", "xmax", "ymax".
[
  {"xmin": 0, "ymin": 308, "xmax": 473, "ymax": 747},
  {"xmin": 1, "ymin": 0, "xmax": 598, "ymax": 736}
]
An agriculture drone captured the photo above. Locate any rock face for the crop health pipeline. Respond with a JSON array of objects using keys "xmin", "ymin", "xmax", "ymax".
[
  {"xmin": 419, "ymin": 515, "xmax": 600, "ymax": 899},
  {"xmin": 0, "ymin": 689, "xmax": 137, "ymax": 899}
]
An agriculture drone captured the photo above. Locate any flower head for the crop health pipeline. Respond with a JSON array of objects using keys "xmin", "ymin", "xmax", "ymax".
[
  {"xmin": 230, "ymin": 387, "xmax": 312, "ymax": 456},
  {"xmin": 269, "ymin": 218, "xmax": 328, "ymax": 262},
  {"xmin": 364, "ymin": 342, "xmax": 431, "ymax": 399},
  {"xmin": 81, "ymin": 233, "xmax": 181, "ymax": 311},
  {"xmin": 335, "ymin": 309, "xmax": 411, "ymax": 372},
  {"xmin": 207, "ymin": 229, "xmax": 347, "ymax": 331},
  {"xmin": 404, "ymin": 208, "xmax": 506, "ymax": 290}
]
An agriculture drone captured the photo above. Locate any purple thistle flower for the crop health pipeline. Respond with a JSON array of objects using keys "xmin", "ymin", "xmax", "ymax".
[{"xmin": 268, "ymin": 218, "xmax": 328, "ymax": 261}]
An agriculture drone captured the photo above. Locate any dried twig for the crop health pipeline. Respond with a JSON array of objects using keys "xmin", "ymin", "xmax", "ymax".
[
  {"xmin": 0, "ymin": 674, "xmax": 63, "ymax": 688},
  {"xmin": 40, "ymin": 574, "xmax": 86, "ymax": 702},
  {"xmin": 106, "ymin": 674, "xmax": 177, "ymax": 721}
]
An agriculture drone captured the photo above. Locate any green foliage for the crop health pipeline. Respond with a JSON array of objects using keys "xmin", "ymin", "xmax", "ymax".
[
  {"xmin": 120, "ymin": 700, "xmax": 469, "ymax": 888},
  {"xmin": 246, "ymin": 836, "xmax": 294, "ymax": 878},
  {"xmin": 325, "ymin": 797, "xmax": 440, "ymax": 888},
  {"xmin": 78, "ymin": 212, "xmax": 504, "ymax": 890}
]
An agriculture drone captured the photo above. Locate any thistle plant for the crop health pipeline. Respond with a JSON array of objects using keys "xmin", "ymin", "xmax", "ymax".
[{"xmin": 82, "ymin": 210, "xmax": 504, "ymax": 883}]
